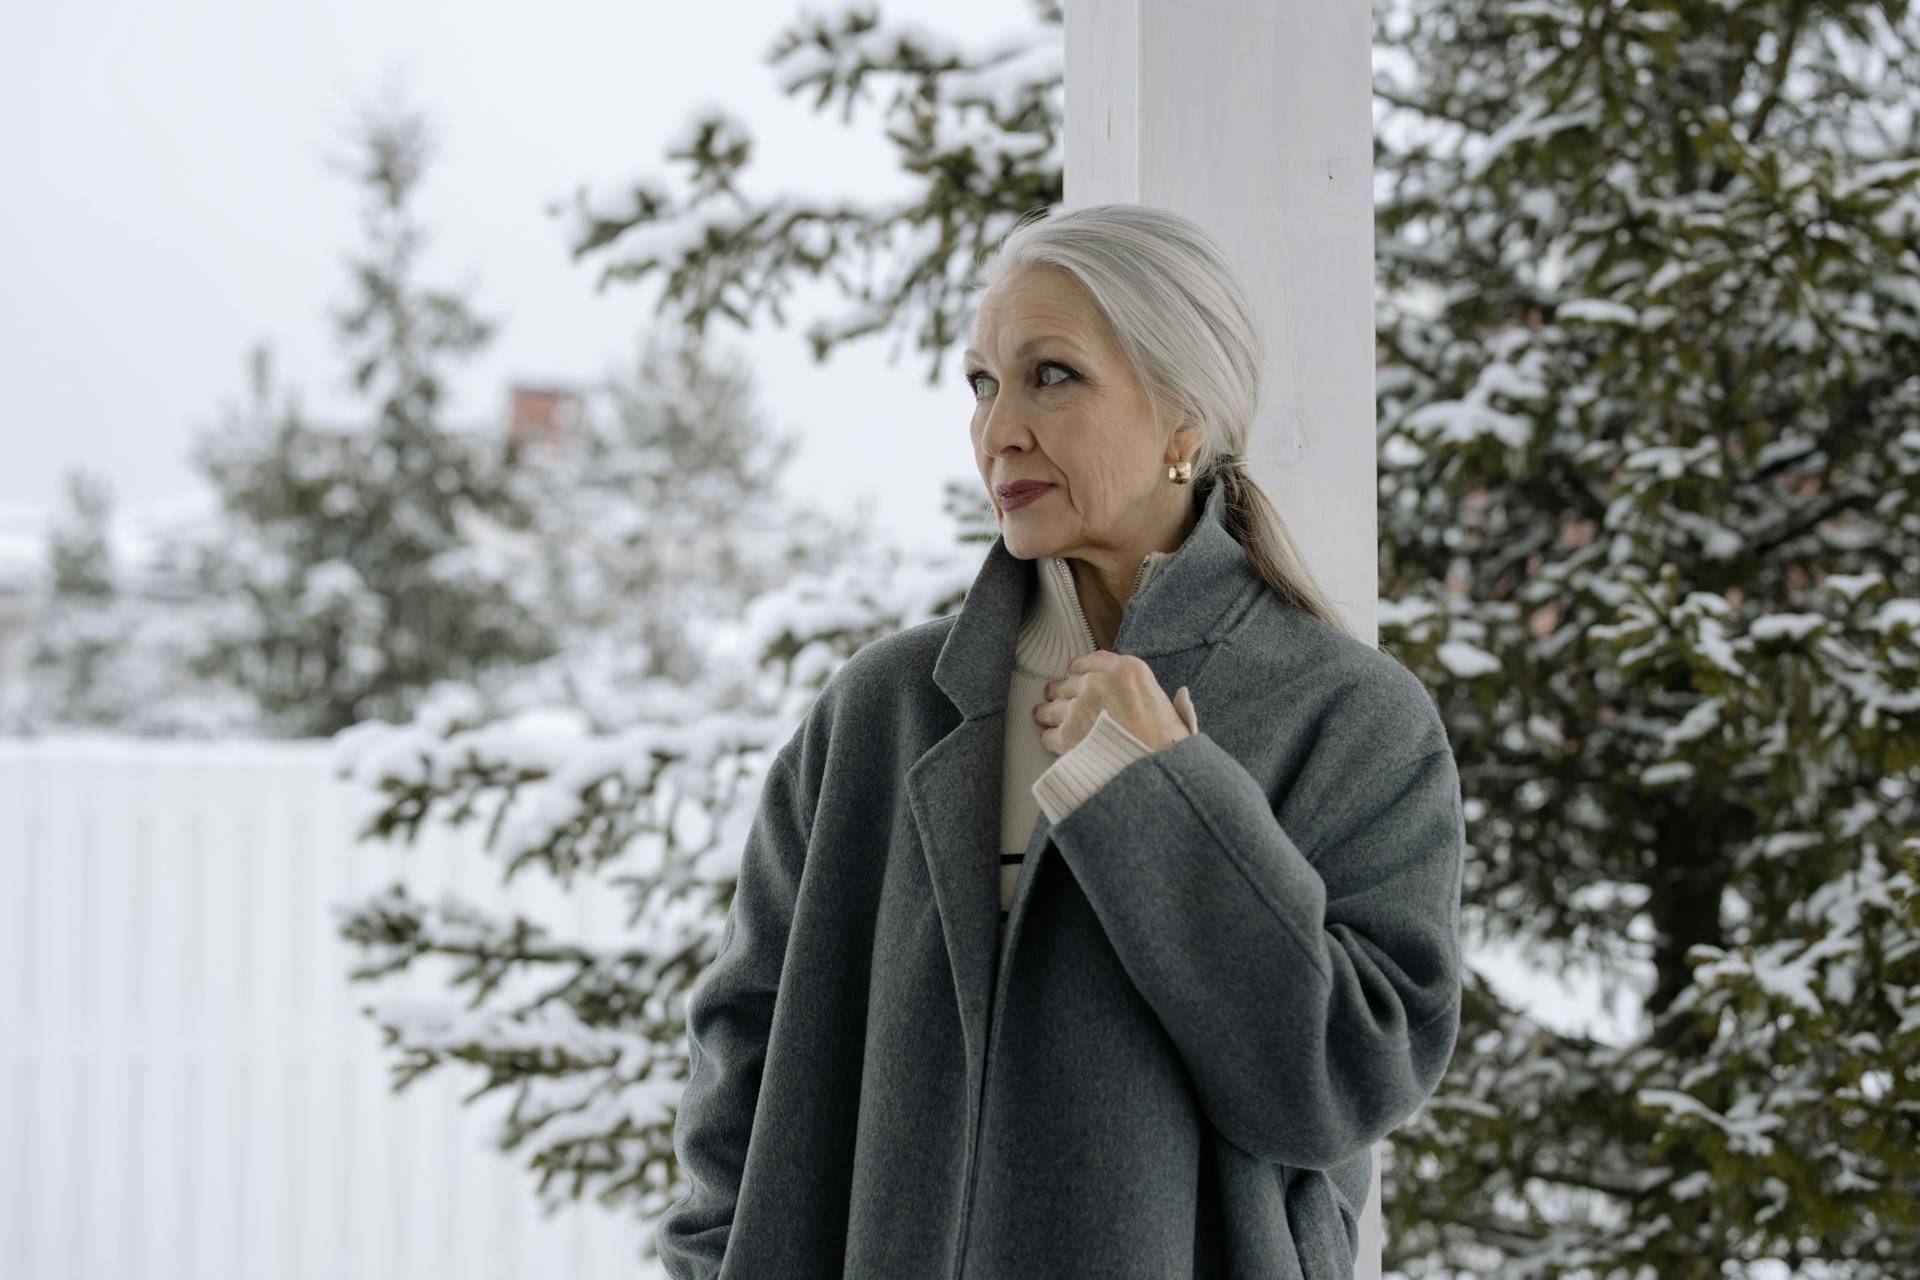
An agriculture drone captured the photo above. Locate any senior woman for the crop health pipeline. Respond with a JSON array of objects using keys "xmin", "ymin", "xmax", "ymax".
[{"xmin": 655, "ymin": 203, "xmax": 1468, "ymax": 1280}]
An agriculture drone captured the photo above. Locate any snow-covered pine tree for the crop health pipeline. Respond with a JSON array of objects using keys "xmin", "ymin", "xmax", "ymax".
[
  {"xmin": 548, "ymin": 0, "xmax": 1068, "ymax": 386},
  {"xmin": 4, "ymin": 465, "xmax": 255, "ymax": 736},
  {"xmin": 11, "ymin": 468, "xmax": 128, "ymax": 729},
  {"xmin": 1366, "ymin": 1, "xmax": 1920, "ymax": 1274},
  {"xmin": 327, "ymin": 525, "xmax": 984, "ymax": 1251},
  {"xmin": 478, "ymin": 321, "xmax": 873, "ymax": 732},
  {"xmin": 333, "ymin": 1, "xmax": 1919, "ymax": 1272},
  {"xmin": 44, "ymin": 468, "xmax": 115, "ymax": 600},
  {"xmin": 183, "ymin": 82, "xmax": 558, "ymax": 738}
]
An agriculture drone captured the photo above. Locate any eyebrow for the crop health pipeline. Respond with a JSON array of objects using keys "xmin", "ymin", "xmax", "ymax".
[{"xmin": 961, "ymin": 335, "xmax": 1086, "ymax": 365}]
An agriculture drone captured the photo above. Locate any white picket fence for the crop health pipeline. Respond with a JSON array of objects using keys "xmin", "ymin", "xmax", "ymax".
[{"xmin": 0, "ymin": 736, "xmax": 668, "ymax": 1280}]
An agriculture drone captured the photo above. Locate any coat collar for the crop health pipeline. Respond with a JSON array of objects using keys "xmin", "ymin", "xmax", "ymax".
[
  {"xmin": 905, "ymin": 472, "xmax": 1260, "ymax": 1111},
  {"xmin": 931, "ymin": 471, "xmax": 1253, "ymax": 717}
]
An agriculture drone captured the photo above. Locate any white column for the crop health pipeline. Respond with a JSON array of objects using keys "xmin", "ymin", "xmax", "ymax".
[{"xmin": 1063, "ymin": 0, "xmax": 1386, "ymax": 1275}]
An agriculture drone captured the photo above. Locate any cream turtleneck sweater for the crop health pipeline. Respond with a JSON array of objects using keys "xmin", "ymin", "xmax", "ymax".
[{"xmin": 998, "ymin": 552, "xmax": 1200, "ymax": 941}]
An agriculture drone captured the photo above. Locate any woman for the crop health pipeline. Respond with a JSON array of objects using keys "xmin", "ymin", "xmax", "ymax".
[{"xmin": 655, "ymin": 203, "xmax": 1467, "ymax": 1280}]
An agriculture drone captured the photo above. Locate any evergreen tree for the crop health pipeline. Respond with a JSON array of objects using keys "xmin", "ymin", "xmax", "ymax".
[
  {"xmin": 1367, "ymin": 2, "xmax": 1920, "ymax": 1274},
  {"xmin": 482, "ymin": 321, "xmax": 870, "ymax": 731},
  {"xmin": 12, "ymin": 467, "xmax": 127, "ymax": 729},
  {"xmin": 547, "ymin": 0, "xmax": 1066, "ymax": 385},
  {"xmin": 331, "ymin": 3, "xmax": 1920, "ymax": 1274},
  {"xmin": 45, "ymin": 467, "xmax": 115, "ymax": 600},
  {"xmin": 329, "ymin": 524, "xmax": 983, "ymax": 1250},
  {"xmin": 186, "ymin": 81, "xmax": 557, "ymax": 737},
  {"xmin": 4, "ymin": 466, "xmax": 256, "ymax": 736}
]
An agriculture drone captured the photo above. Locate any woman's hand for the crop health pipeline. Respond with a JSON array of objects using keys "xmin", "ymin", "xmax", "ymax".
[{"xmin": 1033, "ymin": 651, "xmax": 1194, "ymax": 755}]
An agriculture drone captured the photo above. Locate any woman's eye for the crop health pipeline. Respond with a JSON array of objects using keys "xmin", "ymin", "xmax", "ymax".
[{"xmin": 966, "ymin": 360, "xmax": 1076, "ymax": 399}]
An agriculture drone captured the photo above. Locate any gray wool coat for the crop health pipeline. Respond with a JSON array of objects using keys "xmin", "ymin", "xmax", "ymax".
[{"xmin": 655, "ymin": 475, "xmax": 1468, "ymax": 1280}]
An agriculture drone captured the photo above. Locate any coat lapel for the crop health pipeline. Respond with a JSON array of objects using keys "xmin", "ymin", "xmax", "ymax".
[{"xmin": 904, "ymin": 473, "xmax": 1264, "ymax": 1086}]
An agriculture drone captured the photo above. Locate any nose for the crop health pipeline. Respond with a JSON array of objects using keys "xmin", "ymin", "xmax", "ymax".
[{"xmin": 978, "ymin": 402, "xmax": 1036, "ymax": 461}]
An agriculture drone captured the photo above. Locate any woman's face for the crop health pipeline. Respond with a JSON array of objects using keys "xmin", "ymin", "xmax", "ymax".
[{"xmin": 965, "ymin": 265, "xmax": 1186, "ymax": 561}]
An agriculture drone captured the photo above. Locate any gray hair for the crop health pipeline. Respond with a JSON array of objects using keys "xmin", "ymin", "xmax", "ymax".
[{"xmin": 966, "ymin": 202, "xmax": 1360, "ymax": 641}]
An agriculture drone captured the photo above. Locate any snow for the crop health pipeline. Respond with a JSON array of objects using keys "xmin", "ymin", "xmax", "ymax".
[
  {"xmin": 1555, "ymin": 298, "xmax": 1639, "ymax": 326},
  {"xmin": 1435, "ymin": 639, "xmax": 1502, "ymax": 678},
  {"xmin": 1402, "ymin": 398, "xmax": 1533, "ymax": 449},
  {"xmin": 1869, "ymin": 597, "xmax": 1920, "ymax": 635},
  {"xmin": 1749, "ymin": 612, "xmax": 1827, "ymax": 642}
]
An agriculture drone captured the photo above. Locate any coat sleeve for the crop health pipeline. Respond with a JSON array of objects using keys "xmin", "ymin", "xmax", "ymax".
[
  {"xmin": 654, "ymin": 742, "xmax": 809, "ymax": 1280},
  {"xmin": 1044, "ymin": 668, "xmax": 1467, "ymax": 1172}
]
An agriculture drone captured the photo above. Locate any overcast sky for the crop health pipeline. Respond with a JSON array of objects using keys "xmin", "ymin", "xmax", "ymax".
[{"xmin": 0, "ymin": 0, "xmax": 1030, "ymax": 560}]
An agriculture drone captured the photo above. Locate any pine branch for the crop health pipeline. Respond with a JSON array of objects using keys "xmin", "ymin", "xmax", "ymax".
[{"xmin": 1746, "ymin": 0, "xmax": 1812, "ymax": 147}]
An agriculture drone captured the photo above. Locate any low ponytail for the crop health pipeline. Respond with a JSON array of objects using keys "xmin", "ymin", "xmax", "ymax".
[{"xmin": 1207, "ymin": 458, "xmax": 1358, "ymax": 641}]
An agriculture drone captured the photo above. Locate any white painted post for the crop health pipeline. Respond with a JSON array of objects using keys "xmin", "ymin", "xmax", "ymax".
[{"xmin": 1062, "ymin": 1, "xmax": 1385, "ymax": 1276}]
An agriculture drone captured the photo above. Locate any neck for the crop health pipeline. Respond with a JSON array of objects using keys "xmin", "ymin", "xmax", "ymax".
[{"xmin": 1067, "ymin": 499, "xmax": 1202, "ymax": 644}]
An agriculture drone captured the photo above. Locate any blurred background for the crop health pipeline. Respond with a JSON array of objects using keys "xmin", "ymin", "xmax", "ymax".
[{"xmin": 3, "ymin": 0, "xmax": 1917, "ymax": 1277}]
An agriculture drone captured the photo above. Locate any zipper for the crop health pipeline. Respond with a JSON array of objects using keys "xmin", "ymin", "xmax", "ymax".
[
  {"xmin": 1054, "ymin": 555, "xmax": 1154, "ymax": 653},
  {"xmin": 949, "ymin": 552, "xmax": 1159, "ymax": 1278}
]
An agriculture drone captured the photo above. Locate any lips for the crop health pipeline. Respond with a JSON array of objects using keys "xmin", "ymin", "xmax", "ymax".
[
  {"xmin": 998, "ymin": 482, "xmax": 1054, "ymax": 498},
  {"xmin": 998, "ymin": 482, "xmax": 1054, "ymax": 511}
]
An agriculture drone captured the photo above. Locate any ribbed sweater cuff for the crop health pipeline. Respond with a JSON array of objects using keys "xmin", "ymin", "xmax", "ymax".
[{"xmin": 1032, "ymin": 687, "xmax": 1197, "ymax": 826}]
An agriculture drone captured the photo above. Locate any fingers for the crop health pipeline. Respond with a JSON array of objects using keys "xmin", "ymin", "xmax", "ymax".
[{"xmin": 1173, "ymin": 685, "xmax": 1197, "ymax": 735}]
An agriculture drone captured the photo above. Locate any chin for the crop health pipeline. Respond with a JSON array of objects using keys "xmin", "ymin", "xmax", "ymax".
[{"xmin": 999, "ymin": 528, "xmax": 1054, "ymax": 561}]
